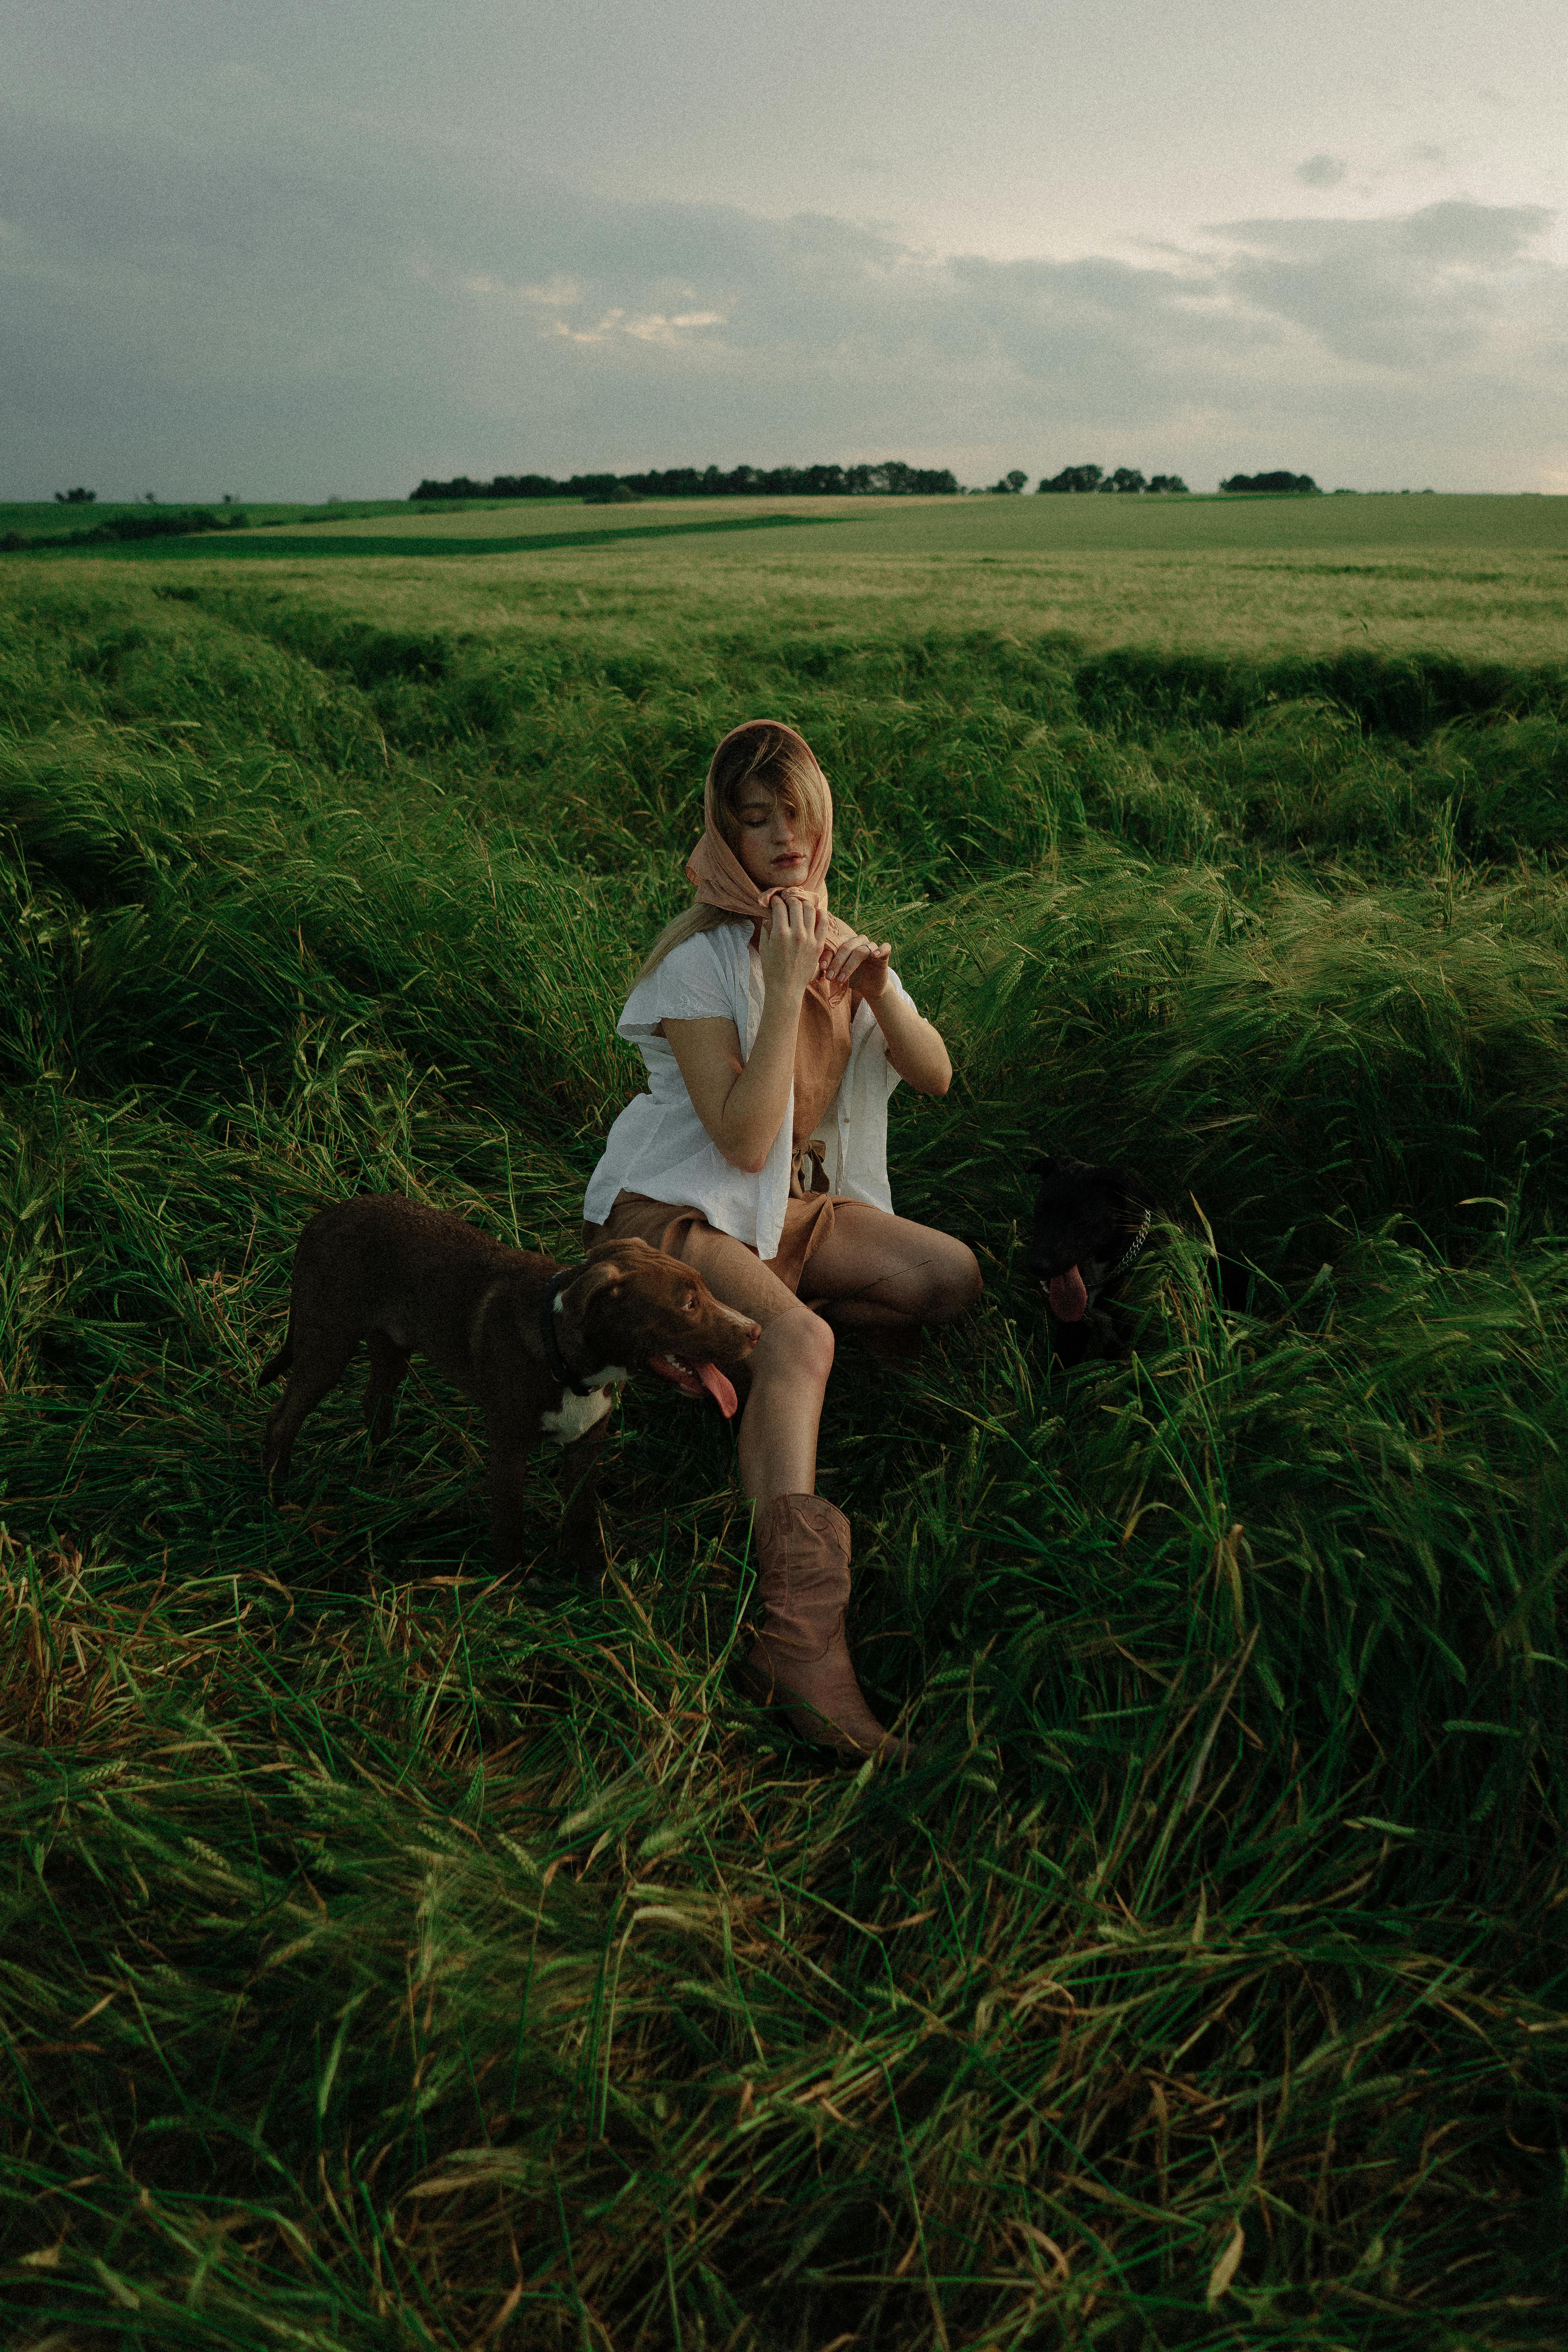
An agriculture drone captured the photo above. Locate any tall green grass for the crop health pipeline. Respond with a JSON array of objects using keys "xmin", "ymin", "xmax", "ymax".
[{"xmin": 2, "ymin": 558, "xmax": 1566, "ymax": 2347}]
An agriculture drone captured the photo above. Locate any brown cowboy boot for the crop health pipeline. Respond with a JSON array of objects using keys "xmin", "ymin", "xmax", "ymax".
[{"xmin": 736, "ymin": 1493, "xmax": 907, "ymax": 1764}]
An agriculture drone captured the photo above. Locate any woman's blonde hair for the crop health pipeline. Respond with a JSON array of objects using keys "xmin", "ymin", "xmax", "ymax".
[{"xmin": 634, "ymin": 722, "xmax": 830, "ymax": 984}]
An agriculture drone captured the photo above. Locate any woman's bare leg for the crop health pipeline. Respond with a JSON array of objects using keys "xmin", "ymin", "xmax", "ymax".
[
  {"xmin": 679, "ymin": 1226, "xmax": 901, "ymax": 1761},
  {"xmin": 672, "ymin": 1212, "xmax": 978, "ymax": 1506},
  {"xmin": 800, "ymin": 1206, "xmax": 982, "ymax": 1335},
  {"xmin": 675, "ymin": 1226, "xmax": 836, "ymax": 1509},
  {"xmin": 674, "ymin": 1212, "xmax": 961, "ymax": 1764}
]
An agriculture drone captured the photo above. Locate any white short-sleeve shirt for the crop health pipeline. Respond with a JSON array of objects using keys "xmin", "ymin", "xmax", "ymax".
[{"xmin": 582, "ymin": 921, "xmax": 910, "ymax": 1263}]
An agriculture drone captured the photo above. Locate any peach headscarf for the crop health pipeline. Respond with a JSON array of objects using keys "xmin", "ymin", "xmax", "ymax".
[{"xmin": 684, "ymin": 722, "xmax": 854, "ymax": 969}]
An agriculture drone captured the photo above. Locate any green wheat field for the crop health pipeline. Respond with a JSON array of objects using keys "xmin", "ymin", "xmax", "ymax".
[{"xmin": 3, "ymin": 495, "xmax": 1567, "ymax": 2349}]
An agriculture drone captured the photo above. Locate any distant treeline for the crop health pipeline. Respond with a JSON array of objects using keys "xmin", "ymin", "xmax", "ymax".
[
  {"xmin": 1219, "ymin": 472, "xmax": 1319, "ymax": 495},
  {"xmin": 411, "ymin": 462, "xmax": 1336, "ymax": 504},
  {"xmin": 410, "ymin": 461, "xmax": 961, "ymax": 503},
  {"xmin": 1037, "ymin": 466, "xmax": 1190, "ymax": 495},
  {"xmin": 1, "ymin": 508, "xmax": 250, "ymax": 553}
]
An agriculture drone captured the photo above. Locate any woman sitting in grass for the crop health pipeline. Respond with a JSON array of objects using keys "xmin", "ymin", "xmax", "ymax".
[{"xmin": 585, "ymin": 719, "xmax": 980, "ymax": 1762}]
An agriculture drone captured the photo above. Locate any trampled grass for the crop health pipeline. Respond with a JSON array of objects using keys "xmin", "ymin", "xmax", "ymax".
[{"xmin": 2, "ymin": 539, "xmax": 1566, "ymax": 2348}]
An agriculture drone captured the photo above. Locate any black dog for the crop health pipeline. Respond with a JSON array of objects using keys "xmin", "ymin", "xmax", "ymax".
[
  {"xmin": 1021, "ymin": 1155, "xmax": 1157, "ymax": 1365},
  {"xmin": 1023, "ymin": 1155, "xmax": 1248, "ymax": 1365}
]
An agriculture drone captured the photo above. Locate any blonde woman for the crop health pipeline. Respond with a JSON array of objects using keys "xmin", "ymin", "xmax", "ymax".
[{"xmin": 585, "ymin": 720, "xmax": 980, "ymax": 1761}]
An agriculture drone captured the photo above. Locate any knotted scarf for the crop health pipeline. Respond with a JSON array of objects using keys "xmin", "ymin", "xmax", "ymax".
[{"xmin": 684, "ymin": 720, "xmax": 855, "ymax": 985}]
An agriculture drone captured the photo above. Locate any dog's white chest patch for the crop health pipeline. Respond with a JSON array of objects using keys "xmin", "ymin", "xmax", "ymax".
[{"xmin": 540, "ymin": 1377, "xmax": 623, "ymax": 1445}]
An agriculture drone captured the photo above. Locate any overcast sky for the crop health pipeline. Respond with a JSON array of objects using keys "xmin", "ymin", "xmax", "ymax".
[{"xmin": 4, "ymin": 0, "xmax": 1565, "ymax": 497}]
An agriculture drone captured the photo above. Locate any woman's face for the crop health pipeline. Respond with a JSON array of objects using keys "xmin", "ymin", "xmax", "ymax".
[{"xmin": 732, "ymin": 784, "xmax": 818, "ymax": 892}]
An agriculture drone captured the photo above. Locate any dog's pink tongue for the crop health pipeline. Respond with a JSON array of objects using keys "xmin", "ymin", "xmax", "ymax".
[
  {"xmin": 693, "ymin": 1361, "xmax": 739, "ymax": 1419},
  {"xmin": 1049, "ymin": 1265, "xmax": 1088, "ymax": 1323}
]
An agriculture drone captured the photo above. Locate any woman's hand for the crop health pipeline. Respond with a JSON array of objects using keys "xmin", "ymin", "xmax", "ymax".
[
  {"xmin": 663, "ymin": 895, "xmax": 827, "ymax": 1173},
  {"xmin": 757, "ymin": 893, "xmax": 830, "ymax": 1000},
  {"xmin": 823, "ymin": 930, "xmax": 893, "ymax": 1000}
]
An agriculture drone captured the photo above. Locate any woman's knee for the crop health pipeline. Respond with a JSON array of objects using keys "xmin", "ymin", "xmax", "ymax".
[
  {"xmin": 757, "ymin": 1304, "xmax": 836, "ymax": 1385},
  {"xmin": 923, "ymin": 1239, "xmax": 984, "ymax": 1324}
]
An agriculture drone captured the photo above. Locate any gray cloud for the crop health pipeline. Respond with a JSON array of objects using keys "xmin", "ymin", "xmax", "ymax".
[
  {"xmin": 1, "ymin": 100, "xmax": 1563, "ymax": 496},
  {"xmin": 1295, "ymin": 155, "xmax": 1347, "ymax": 189},
  {"xmin": 1213, "ymin": 201, "xmax": 1559, "ymax": 369}
]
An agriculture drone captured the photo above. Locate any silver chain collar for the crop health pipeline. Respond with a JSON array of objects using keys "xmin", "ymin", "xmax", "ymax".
[{"xmin": 1101, "ymin": 1206, "xmax": 1153, "ymax": 1286}]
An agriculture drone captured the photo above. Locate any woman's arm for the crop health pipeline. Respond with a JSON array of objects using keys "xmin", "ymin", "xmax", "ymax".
[
  {"xmin": 867, "ymin": 985, "xmax": 952, "ymax": 1095},
  {"xmin": 663, "ymin": 896, "xmax": 827, "ymax": 1174},
  {"xmin": 827, "ymin": 931, "xmax": 952, "ymax": 1096}
]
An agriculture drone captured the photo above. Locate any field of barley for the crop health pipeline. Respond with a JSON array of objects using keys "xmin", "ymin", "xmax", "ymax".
[{"xmin": 2, "ymin": 499, "xmax": 1567, "ymax": 2349}]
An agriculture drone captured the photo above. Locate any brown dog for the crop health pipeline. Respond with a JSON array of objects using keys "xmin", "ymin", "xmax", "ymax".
[{"xmin": 259, "ymin": 1195, "xmax": 760, "ymax": 1573}]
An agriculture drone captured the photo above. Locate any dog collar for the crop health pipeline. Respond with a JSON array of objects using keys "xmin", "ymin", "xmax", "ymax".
[
  {"xmin": 540, "ymin": 1267, "xmax": 602, "ymax": 1397},
  {"xmin": 1103, "ymin": 1208, "xmax": 1153, "ymax": 1286}
]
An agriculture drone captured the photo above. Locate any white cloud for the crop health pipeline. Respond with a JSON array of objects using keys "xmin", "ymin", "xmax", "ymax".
[
  {"xmin": 621, "ymin": 310, "xmax": 725, "ymax": 342},
  {"xmin": 537, "ymin": 303, "xmax": 725, "ymax": 346},
  {"xmin": 461, "ymin": 271, "xmax": 585, "ymax": 307}
]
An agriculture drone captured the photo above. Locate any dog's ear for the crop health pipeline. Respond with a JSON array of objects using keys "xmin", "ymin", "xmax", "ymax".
[
  {"xmin": 583, "ymin": 1236, "xmax": 659, "ymax": 1268},
  {"xmin": 1107, "ymin": 1166, "xmax": 1157, "ymax": 1214},
  {"xmin": 571, "ymin": 1257, "xmax": 628, "ymax": 1306},
  {"xmin": 1028, "ymin": 1155, "xmax": 1061, "ymax": 1178}
]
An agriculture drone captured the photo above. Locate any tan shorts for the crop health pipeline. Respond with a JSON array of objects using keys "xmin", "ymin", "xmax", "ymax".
[{"xmin": 583, "ymin": 1185, "xmax": 848, "ymax": 1297}]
